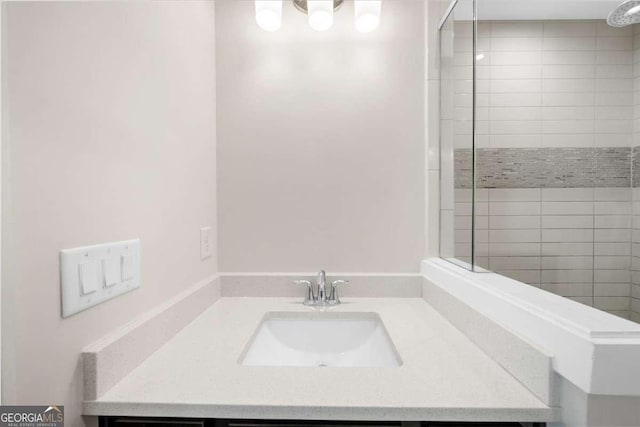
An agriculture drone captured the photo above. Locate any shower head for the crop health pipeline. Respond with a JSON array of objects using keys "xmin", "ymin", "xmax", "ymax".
[{"xmin": 608, "ymin": 0, "xmax": 640, "ymax": 27}]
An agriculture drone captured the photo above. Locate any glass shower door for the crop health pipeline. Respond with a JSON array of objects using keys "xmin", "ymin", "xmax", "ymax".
[
  {"xmin": 439, "ymin": 0, "xmax": 479, "ymax": 270},
  {"xmin": 440, "ymin": 0, "xmax": 639, "ymax": 321}
]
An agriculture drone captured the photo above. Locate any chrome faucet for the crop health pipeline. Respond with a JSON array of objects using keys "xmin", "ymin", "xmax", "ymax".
[
  {"xmin": 316, "ymin": 270, "xmax": 327, "ymax": 302},
  {"xmin": 295, "ymin": 270, "xmax": 348, "ymax": 306}
]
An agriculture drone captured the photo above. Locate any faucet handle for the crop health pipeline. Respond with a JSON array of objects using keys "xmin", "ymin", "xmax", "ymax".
[
  {"xmin": 328, "ymin": 280, "xmax": 349, "ymax": 305},
  {"xmin": 294, "ymin": 280, "xmax": 315, "ymax": 306}
]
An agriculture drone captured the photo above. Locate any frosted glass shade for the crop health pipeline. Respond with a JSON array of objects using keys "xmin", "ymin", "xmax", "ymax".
[
  {"xmin": 308, "ymin": 0, "xmax": 334, "ymax": 31},
  {"xmin": 255, "ymin": 0, "xmax": 282, "ymax": 32},
  {"xmin": 355, "ymin": 0, "xmax": 381, "ymax": 33}
]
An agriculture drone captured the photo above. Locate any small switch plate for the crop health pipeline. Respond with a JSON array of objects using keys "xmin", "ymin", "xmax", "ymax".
[
  {"xmin": 60, "ymin": 239, "xmax": 141, "ymax": 317},
  {"xmin": 200, "ymin": 227, "xmax": 213, "ymax": 260}
]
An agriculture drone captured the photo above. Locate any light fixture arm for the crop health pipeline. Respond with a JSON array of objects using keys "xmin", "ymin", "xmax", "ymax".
[{"xmin": 292, "ymin": 0, "xmax": 344, "ymax": 14}]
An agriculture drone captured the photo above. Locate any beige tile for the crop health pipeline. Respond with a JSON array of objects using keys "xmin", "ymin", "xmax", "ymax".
[
  {"xmin": 595, "ymin": 283, "xmax": 631, "ymax": 297},
  {"xmin": 595, "ymin": 296, "xmax": 631, "ymax": 311},
  {"xmin": 543, "ymin": 50, "xmax": 595, "ymax": 65},
  {"xmin": 545, "ymin": 22, "xmax": 597, "ymax": 37},
  {"xmin": 543, "ymin": 64, "xmax": 595, "ymax": 79},
  {"xmin": 542, "ymin": 283, "xmax": 593, "ymax": 297},
  {"xmin": 543, "ymin": 37, "xmax": 596, "ymax": 51},
  {"xmin": 492, "ymin": 22, "xmax": 544, "ymax": 38}
]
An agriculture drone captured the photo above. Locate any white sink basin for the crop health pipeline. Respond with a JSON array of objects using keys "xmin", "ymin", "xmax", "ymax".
[{"xmin": 239, "ymin": 312, "xmax": 402, "ymax": 367}]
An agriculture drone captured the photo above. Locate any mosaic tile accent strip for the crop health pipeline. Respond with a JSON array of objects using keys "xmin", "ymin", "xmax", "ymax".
[
  {"xmin": 454, "ymin": 149, "xmax": 473, "ymax": 190},
  {"xmin": 454, "ymin": 147, "xmax": 632, "ymax": 189},
  {"xmin": 633, "ymin": 148, "xmax": 640, "ymax": 188},
  {"xmin": 595, "ymin": 147, "xmax": 632, "ymax": 188}
]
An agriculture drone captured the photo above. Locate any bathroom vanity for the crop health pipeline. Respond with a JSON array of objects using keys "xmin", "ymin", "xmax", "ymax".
[
  {"xmin": 83, "ymin": 298, "xmax": 555, "ymax": 426},
  {"xmin": 98, "ymin": 418, "xmax": 543, "ymax": 427}
]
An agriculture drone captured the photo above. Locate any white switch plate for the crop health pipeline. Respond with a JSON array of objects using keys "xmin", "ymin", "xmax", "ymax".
[
  {"xmin": 200, "ymin": 227, "xmax": 213, "ymax": 260},
  {"xmin": 60, "ymin": 239, "xmax": 141, "ymax": 318}
]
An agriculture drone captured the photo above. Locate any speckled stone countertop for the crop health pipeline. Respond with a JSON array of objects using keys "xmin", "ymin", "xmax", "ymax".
[{"xmin": 83, "ymin": 298, "xmax": 556, "ymax": 422}]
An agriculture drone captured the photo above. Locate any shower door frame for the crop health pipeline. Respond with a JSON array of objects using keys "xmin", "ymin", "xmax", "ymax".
[{"xmin": 438, "ymin": 0, "xmax": 482, "ymax": 272}]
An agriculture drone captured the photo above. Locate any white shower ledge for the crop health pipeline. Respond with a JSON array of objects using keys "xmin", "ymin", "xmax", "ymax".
[
  {"xmin": 83, "ymin": 298, "xmax": 555, "ymax": 422},
  {"xmin": 422, "ymin": 258, "xmax": 640, "ymax": 396}
]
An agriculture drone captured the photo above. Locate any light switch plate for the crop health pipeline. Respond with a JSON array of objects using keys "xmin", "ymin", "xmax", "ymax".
[
  {"xmin": 200, "ymin": 227, "xmax": 213, "ymax": 260},
  {"xmin": 60, "ymin": 239, "xmax": 141, "ymax": 318}
]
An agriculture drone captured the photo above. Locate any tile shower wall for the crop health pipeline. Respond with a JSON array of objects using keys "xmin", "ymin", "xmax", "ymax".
[
  {"xmin": 451, "ymin": 20, "xmax": 637, "ymax": 319},
  {"xmin": 466, "ymin": 20, "xmax": 634, "ymax": 150},
  {"xmin": 632, "ymin": 25, "xmax": 640, "ymax": 322},
  {"xmin": 455, "ymin": 187, "xmax": 632, "ymax": 318}
]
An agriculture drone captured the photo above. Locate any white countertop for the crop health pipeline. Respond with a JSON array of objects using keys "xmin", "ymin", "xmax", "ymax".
[{"xmin": 83, "ymin": 298, "xmax": 555, "ymax": 422}]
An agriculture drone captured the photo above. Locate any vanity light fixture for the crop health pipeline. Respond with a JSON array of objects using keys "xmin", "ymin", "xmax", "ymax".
[
  {"xmin": 255, "ymin": 0, "xmax": 381, "ymax": 33},
  {"xmin": 255, "ymin": 0, "xmax": 283, "ymax": 32}
]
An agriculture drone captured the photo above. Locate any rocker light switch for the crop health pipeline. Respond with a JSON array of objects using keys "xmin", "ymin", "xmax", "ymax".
[
  {"xmin": 79, "ymin": 261, "xmax": 99, "ymax": 295},
  {"xmin": 121, "ymin": 254, "xmax": 135, "ymax": 281},
  {"xmin": 103, "ymin": 257, "xmax": 120, "ymax": 287}
]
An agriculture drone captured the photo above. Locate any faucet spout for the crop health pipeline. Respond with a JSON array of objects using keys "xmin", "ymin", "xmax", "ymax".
[{"xmin": 316, "ymin": 270, "xmax": 327, "ymax": 302}]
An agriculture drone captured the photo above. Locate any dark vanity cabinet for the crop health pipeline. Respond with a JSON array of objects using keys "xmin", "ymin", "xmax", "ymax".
[{"xmin": 99, "ymin": 417, "xmax": 545, "ymax": 427}]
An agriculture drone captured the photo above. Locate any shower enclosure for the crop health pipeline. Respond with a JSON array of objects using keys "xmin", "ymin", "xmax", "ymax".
[{"xmin": 439, "ymin": 0, "xmax": 640, "ymax": 322}]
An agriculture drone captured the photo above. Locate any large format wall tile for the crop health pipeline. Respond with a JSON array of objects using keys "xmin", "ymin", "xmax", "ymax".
[{"xmin": 452, "ymin": 186, "xmax": 632, "ymax": 319}]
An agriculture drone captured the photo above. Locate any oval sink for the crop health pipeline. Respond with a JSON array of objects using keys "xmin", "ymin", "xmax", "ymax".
[{"xmin": 239, "ymin": 312, "xmax": 402, "ymax": 367}]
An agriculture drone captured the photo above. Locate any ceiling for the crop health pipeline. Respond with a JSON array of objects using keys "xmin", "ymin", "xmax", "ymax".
[{"xmin": 452, "ymin": 0, "xmax": 624, "ymax": 21}]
